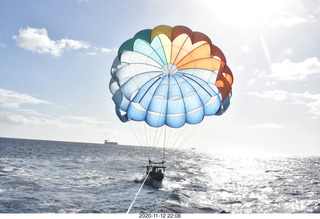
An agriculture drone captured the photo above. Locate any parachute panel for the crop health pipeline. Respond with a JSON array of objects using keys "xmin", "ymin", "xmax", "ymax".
[{"xmin": 109, "ymin": 25, "xmax": 233, "ymax": 128}]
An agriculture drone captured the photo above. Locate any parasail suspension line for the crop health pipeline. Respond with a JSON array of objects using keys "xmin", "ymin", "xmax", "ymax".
[
  {"xmin": 126, "ymin": 172, "xmax": 150, "ymax": 214},
  {"xmin": 163, "ymin": 125, "xmax": 166, "ymax": 162},
  {"xmin": 129, "ymin": 122, "xmax": 143, "ymax": 146}
]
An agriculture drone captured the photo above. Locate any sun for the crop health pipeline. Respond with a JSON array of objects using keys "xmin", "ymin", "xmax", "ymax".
[{"xmin": 211, "ymin": 0, "xmax": 287, "ymax": 26}]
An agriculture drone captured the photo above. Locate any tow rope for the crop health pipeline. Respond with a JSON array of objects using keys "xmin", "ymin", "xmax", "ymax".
[{"xmin": 126, "ymin": 172, "xmax": 150, "ymax": 214}]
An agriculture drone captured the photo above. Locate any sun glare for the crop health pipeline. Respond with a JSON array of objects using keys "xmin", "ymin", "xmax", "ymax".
[{"xmin": 211, "ymin": 0, "xmax": 287, "ymax": 26}]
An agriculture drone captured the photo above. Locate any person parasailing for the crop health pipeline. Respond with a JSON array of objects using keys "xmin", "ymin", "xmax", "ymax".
[{"xmin": 109, "ymin": 25, "xmax": 234, "ymax": 185}]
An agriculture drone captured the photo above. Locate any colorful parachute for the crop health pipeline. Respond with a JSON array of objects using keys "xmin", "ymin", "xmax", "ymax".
[{"xmin": 109, "ymin": 25, "xmax": 233, "ymax": 128}]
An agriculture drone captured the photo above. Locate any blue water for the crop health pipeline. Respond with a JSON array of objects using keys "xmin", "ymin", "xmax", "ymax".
[{"xmin": 0, "ymin": 137, "xmax": 320, "ymax": 213}]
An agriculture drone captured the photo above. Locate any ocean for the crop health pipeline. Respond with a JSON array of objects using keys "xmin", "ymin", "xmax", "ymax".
[{"xmin": 0, "ymin": 137, "xmax": 319, "ymax": 214}]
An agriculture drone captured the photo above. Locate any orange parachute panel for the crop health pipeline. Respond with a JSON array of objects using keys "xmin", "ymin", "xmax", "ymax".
[
  {"xmin": 176, "ymin": 43, "xmax": 212, "ymax": 67},
  {"xmin": 172, "ymin": 39, "xmax": 207, "ymax": 65},
  {"xmin": 178, "ymin": 57, "xmax": 221, "ymax": 72}
]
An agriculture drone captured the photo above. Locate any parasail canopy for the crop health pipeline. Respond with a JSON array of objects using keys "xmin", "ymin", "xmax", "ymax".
[{"xmin": 109, "ymin": 25, "xmax": 233, "ymax": 128}]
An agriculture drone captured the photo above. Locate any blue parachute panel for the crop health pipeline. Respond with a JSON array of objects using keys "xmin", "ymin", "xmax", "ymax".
[
  {"xmin": 127, "ymin": 102, "xmax": 147, "ymax": 121},
  {"xmin": 146, "ymin": 111, "xmax": 165, "ymax": 127},
  {"xmin": 183, "ymin": 91, "xmax": 203, "ymax": 113},
  {"xmin": 115, "ymin": 106, "xmax": 128, "ymax": 122},
  {"xmin": 168, "ymin": 75, "xmax": 183, "ymax": 98},
  {"xmin": 131, "ymin": 76, "xmax": 163, "ymax": 109},
  {"xmin": 148, "ymin": 96, "xmax": 167, "ymax": 115},
  {"xmin": 216, "ymin": 92, "xmax": 231, "ymax": 115},
  {"xmin": 167, "ymin": 98, "xmax": 185, "ymax": 115},
  {"xmin": 166, "ymin": 114, "xmax": 186, "ymax": 128},
  {"xmin": 181, "ymin": 75, "xmax": 212, "ymax": 106},
  {"xmin": 186, "ymin": 108, "xmax": 204, "ymax": 124},
  {"xmin": 204, "ymin": 95, "xmax": 221, "ymax": 116}
]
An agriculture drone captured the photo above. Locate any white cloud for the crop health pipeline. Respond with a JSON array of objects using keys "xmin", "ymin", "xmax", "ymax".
[
  {"xmin": 76, "ymin": 0, "xmax": 89, "ymax": 3},
  {"xmin": 0, "ymin": 112, "xmax": 30, "ymax": 125},
  {"xmin": 285, "ymin": 48, "xmax": 293, "ymax": 55},
  {"xmin": 13, "ymin": 27, "xmax": 115, "ymax": 57},
  {"xmin": 237, "ymin": 66, "xmax": 245, "ymax": 71},
  {"xmin": 265, "ymin": 81, "xmax": 276, "ymax": 87},
  {"xmin": 290, "ymin": 92, "xmax": 320, "ymax": 119},
  {"xmin": 0, "ymin": 110, "xmax": 115, "ymax": 143},
  {"xmin": 240, "ymin": 44, "xmax": 249, "ymax": 53},
  {"xmin": 13, "ymin": 27, "xmax": 90, "ymax": 57},
  {"xmin": 84, "ymin": 52, "xmax": 98, "ymax": 56},
  {"xmin": 246, "ymin": 90, "xmax": 320, "ymax": 119},
  {"xmin": 100, "ymin": 48, "xmax": 112, "ymax": 53},
  {"xmin": 0, "ymin": 88, "xmax": 111, "ymax": 131},
  {"xmin": 0, "ymin": 111, "xmax": 111, "ymax": 130},
  {"xmin": 0, "ymin": 88, "xmax": 50, "ymax": 109},
  {"xmin": 246, "ymin": 90, "xmax": 288, "ymax": 101},
  {"xmin": 259, "ymin": 58, "xmax": 320, "ymax": 81},
  {"xmin": 0, "ymin": 111, "xmax": 57, "ymax": 126},
  {"xmin": 243, "ymin": 124, "xmax": 284, "ymax": 129},
  {"xmin": 83, "ymin": 47, "xmax": 113, "ymax": 56},
  {"xmin": 62, "ymin": 115, "xmax": 111, "ymax": 127},
  {"xmin": 269, "ymin": 12, "xmax": 308, "ymax": 28},
  {"xmin": 246, "ymin": 78, "xmax": 256, "ymax": 86},
  {"xmin": 0, "ymin": 43, "xmax": 6, "ymax": 48},
  {"xmin": 309, "ymin": 100, "xmax": 320, "ymax": 119}
]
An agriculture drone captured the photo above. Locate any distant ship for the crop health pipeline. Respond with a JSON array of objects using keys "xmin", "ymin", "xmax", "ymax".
[{"xmin": 104, "ymin": 139, "xmax": 118, "ymax": 145}]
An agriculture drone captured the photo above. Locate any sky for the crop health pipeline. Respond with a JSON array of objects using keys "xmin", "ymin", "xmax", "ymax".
[{"xmin": 0, "ymin": 0, "xmax": 320, "ymax": 156}]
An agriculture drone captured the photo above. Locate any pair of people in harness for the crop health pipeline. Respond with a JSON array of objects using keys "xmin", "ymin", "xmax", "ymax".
[
  {"xmin": 146, "ymin": 160, "xmax": 165, "ymax": 182},
  {"xmin": 149, "ymin": 166, "xmax": 164, "ymax": 181}
]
